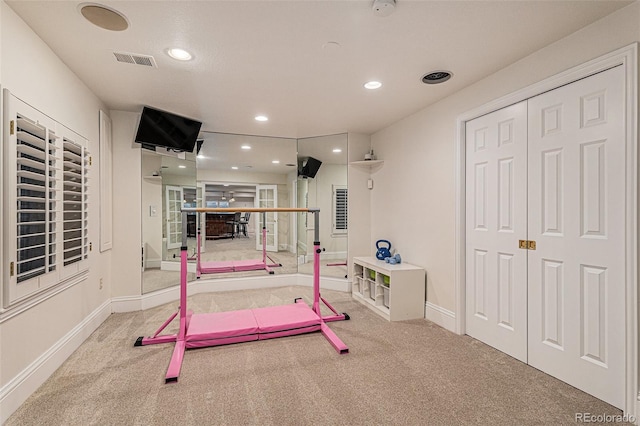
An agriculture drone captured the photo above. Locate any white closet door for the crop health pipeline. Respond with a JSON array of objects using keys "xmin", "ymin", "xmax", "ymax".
[
  {"xmin": 527, "ymin": 65, "xmax": 625, "ymax": 408},
  {"xmin": 465, "ymin": 101, "xmax": 528, "ymax": 362}
]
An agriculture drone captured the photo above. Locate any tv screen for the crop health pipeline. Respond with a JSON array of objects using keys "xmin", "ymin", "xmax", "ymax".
[
  {"xmin": 135, "ymin": 106, "xmax": 202, "ymax": 153},
  {"xmin": 298, "ymin": 156, "xmax": 322, "ymax": 178}
]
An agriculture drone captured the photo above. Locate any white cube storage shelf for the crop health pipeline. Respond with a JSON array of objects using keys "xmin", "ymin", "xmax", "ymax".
[{"xmin": 352, "ymin": 257, "xmax": 425, "ymax": 321}]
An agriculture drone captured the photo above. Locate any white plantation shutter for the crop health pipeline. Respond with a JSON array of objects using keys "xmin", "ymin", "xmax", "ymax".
[
  {"xmin": 62, "ymin": 138, "xmax": 88, "ymax": 266},
  {"xmin": 15, "ymin": 116, "xmax": 59, "ymax": 282},
  {"xmin": 332, "ymin": 185, "xmax": 347, "ymax": 235},
  {"xmin": 4, "ymin": 90, "xmax": 90, "ymax": 307}
]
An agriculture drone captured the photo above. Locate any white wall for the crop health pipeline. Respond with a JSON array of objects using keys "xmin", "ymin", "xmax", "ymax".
[
  {"xmin": 0, "ymin": 2, "xmax": 111, "ymax": 421},
  {"xmin": 141, "ymin": 153, "xmax": 162, "ymax": 266},
  {"xmin": 110, "ymin": 111, "xmax": 142, "ymax": 298},
  {"xmin": 369, "ymin": 2, "xmax": 640, "ymax": 313}
]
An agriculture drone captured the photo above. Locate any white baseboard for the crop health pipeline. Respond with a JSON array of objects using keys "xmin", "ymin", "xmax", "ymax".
[
  {"xmin": 301, "ymin": 251, "xmax": 347, "ymax": 264},
  {"xmin": 160, "ymin": 261, "xmax": 196, "ymax": 273},
  {"xmin": 425, "ymin": 301, "xmax": 456, "ymax": 333},
  {"xmin": 296, "ymin": 274, "xmax": 350, "ymax": 292},
  {"xmin": 112, "ymin": 274, "xmax": 349, "ymax": 312},
  {"xmin": 145, "ymin": 258, "xmax": 161, "ymax": 269},
  {"xmin": 0, "ymin": 299, "xmax": 112, "ymax": 424}
]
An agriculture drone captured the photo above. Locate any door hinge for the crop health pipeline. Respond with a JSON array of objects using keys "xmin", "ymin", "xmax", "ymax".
[
  {"xmin": 519, "ymin": 240, "xmax": 536, "ymax": 250},
  {"xmin": 10, "ymin": 261, "xmax": 14, "ymax": 277},
  {"xmin": 89, "ymin": 242, "xmax": 93, "ymax": 252},
  {"xmin": 89, "ymin": 156, "xmax": 92, "ymax": 166},
  {"xmin": 10, "ymin": 120, "xmax": 14, "ymax": 135}
]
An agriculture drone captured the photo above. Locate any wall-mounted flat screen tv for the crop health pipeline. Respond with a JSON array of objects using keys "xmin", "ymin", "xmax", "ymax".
[
  {"xmin": 298, "ymin": 156, "xmax": 322, "ymax": 178},
  {"xmin": 135, "ymin": 106, "xmax": 202, "ymax": 153}
]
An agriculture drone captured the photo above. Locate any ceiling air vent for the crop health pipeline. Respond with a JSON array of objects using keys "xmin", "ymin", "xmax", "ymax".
[{"xmin": 113, "ymin": 51, "xmax": 157, "ymax": 68}]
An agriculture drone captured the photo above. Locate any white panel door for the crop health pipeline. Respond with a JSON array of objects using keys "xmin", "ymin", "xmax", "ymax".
[
  {"xmin": 527, "ymin": 65, "xmax": 625, "ymax": 408},
  {"xmin": 166, "ymin": 185, "xmax": 183, "ymax": 250},
  {"xmin": 256, "ymin": 184, "xmax": 278, "ymax": 252},
  {"xmin": 465, "ymin": 101, "xmax": 529, "ymax": 362}
]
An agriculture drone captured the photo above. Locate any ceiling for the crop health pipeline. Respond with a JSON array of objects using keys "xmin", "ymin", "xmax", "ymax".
[
  {"xmin": 197, "ymin": 132, "xmax": 297, "ymax": 174},
  {"xmin": 7, "ymin": 1, "xmax": 631, "ymax": 139}
]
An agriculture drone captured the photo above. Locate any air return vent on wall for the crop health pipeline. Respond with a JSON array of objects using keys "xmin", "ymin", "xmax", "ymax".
[{"xmin": 113, "ymin": 51, "xmax": 157, "ymax": 68}]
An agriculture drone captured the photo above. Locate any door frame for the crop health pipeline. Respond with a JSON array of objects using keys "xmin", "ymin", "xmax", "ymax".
[
  {"xmin": 454, "ymin": 44, "xmax": 637, "ymax": 414},
  {"xmin": 165, "ymin": 185, "xmax": 184, "ymax": 250},
  {"xmin": 255, "ymin": 184, "xmax": 278, "ymax": 252}
]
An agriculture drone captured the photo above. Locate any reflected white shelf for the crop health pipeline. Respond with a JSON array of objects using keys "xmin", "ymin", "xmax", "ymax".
[{"xmin": 349, "ymin": 160, "xmax": 384, "ymax": 168}]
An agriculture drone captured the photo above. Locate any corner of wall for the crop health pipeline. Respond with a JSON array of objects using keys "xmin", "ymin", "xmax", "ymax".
[{"xmin": 347, "ymin": 133, "xmax": 372, "ymax": 276}]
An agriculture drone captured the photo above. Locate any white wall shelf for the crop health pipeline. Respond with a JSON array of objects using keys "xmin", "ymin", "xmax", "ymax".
[
  {"xmin": 349, "ymin": 160, "xmax": 384, "ymax": 169},
  {"xmin": 352, "ymin": 256, "xmax": 425, "ymax": 321}
]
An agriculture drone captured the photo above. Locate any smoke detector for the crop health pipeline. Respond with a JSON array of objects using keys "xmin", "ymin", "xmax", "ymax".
[
  {"xmin": 421, "ymin": 71, "xmax": 453, "ymax": 85},
  {"xmin": 372, "ymin": 0, "xmax": 396, "ymax": 17}
]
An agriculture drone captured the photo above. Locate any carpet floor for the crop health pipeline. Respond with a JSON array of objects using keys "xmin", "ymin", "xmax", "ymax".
[{"xmin": 5, "ymin": 287, "xmax": 627, "ymax": 425}]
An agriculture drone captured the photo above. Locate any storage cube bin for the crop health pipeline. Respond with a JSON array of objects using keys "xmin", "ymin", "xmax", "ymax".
[
  {"xmin": 369, "ymin": 270, "xmax": 376, "ymax": 280},
  {"xmin": 382, "ymin": 285, "xmax": 390, "ymax": 307},
  {"xmin": 381, "ymin": 274, "xmax": 390, "ymax": 285},
  {"xmin": 368, "ymin": 280, "xmax": 376, "ymax": 300}
]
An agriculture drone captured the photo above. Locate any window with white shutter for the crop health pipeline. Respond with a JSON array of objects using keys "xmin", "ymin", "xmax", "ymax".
[
  {"xmin": 15, "ymin": 116, "xmax": 58, "ymax": 282},
  {"xmin": 62, "ymin": 138, "xmax": 88, "ymax": 266},
  {"xmin": 332, "ymin": 185, "xmax": 347, "ymax": 235},
  {"xmin": 4, "ymin": 90, "xmax": 90, "ymax": 307}
]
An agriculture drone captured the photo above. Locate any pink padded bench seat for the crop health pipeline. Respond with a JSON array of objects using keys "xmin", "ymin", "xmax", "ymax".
[
  {"xmin": 186, "ymin": 309, "xmax": 259, "ymax": 341},
  {"xmin": 199, "ymin": 260, "xmax": 235, "ymax": 273},
  {"xmin": 252, "ymin": 303, "xmax": 321, "ymax": 334},
  {"xmin": 184, "ymin": 303, "xmax": 322, "ymax": 349}
]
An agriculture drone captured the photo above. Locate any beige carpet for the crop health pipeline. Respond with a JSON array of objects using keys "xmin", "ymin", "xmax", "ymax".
[{"xmin": 6, "ymin": 287, "xmax": 627, "ymax": 425}]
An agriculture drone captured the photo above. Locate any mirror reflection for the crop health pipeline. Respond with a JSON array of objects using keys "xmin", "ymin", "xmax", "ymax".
[
  {"xmin": 141, "ymin": 132, "xmax": 348, "ymax": 294},
  {"xmin": 193, "ymin": 132, "xmax": 299, "ymax": 280},
  {"xmin": 297, "ymin": 134, "xmax": 348, "ymax": 279},
  {"xmin": 141, "ymin": 149, "xmax": 197, "ymax": 294}
]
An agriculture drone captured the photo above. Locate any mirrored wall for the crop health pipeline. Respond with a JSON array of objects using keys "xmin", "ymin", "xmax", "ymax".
[
  {"xmin": 141, "ymin": 132, "xmax": 348, "ymax": 294},
  {"xmin": 141, "ymin": 149, "xmax": 197, "ymax": 293},
  {"xmin": 297, "ymin": 134, "xmax": 348, "ymax": 279}
]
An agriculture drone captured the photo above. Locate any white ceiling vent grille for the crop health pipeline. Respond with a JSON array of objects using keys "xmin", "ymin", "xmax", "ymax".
[{"xmin": 113, "ymin": 51, "xmax": 157, "ymax": 68}]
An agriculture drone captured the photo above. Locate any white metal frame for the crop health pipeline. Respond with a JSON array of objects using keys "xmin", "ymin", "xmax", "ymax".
[{"xmin": 454, "ymin": 44, "xmax": 638, "ymax": 415}]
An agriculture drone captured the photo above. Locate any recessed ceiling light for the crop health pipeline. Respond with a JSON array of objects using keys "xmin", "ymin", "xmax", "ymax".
[
  {"xmin": 167, "ymin": 48, "xmax": 192, "ymax": 61},
  {"xmin": 255, "ymin": 115, "xmax": 269, "ymax": 122},
  {"xmin": 231, "ymin": 166, "xmax": 238, "ymax": 170},
  {"xmin": 241, "ymin": 145, "xmax": 251, "ymax": 150},
  {"xmin": 332, "ymin": 148, "xmax": 342, "ymax": 153},
  {"xmin": 197, "ymin": 154, "xmax": 205, "ymax": 159},
  {"xmin": 272, "ymin": 160, "xmax": 280, "ymax": 164},
  {"xmin": 80, "ymin": 4, "xmax": 129, "ymax": 31},
  {"xmin": 223, "ymin": 184, "xmax": 229, "ymax": 186},
  {"xmin": 364, "ymin": 81, "xmax": 382, "ymax": 90},
  {"xmin": 178, "ymin": 165, "xmax": 186, "ymax": 169}
]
